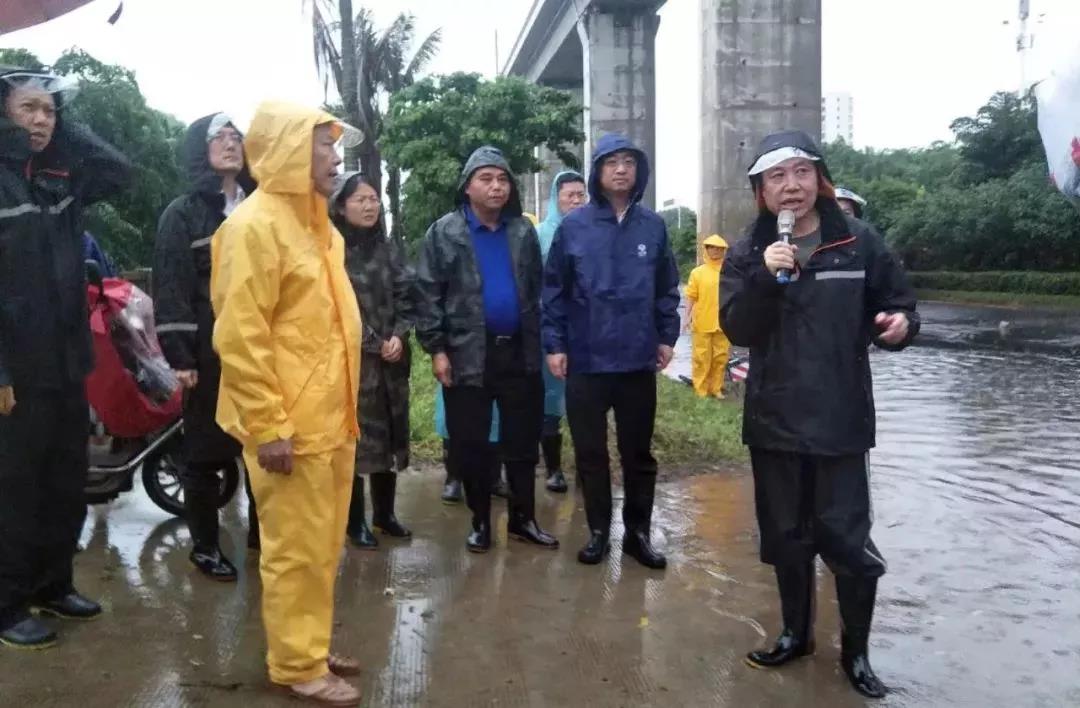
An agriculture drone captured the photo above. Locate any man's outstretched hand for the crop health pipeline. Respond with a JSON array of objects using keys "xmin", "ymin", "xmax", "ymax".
[{"xmin": 875, "ymin": 312, "xmax": 910, "ymax": 346}]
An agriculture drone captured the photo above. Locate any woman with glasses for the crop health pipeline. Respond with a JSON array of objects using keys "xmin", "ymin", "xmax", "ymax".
[{"xmin": 330, "ymin": 172, "xmax": 416, "ymax": 549}]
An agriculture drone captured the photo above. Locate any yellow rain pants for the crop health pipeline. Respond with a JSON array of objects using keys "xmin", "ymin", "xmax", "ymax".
[{"xmin": 245, "ymin": 442, "xmax": 355, "ymax": 685}]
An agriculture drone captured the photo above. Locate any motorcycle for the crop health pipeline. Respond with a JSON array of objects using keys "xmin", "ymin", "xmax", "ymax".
[{"xmin": 83, "ymin": 261, "xmax": 238, "ymax": 516}]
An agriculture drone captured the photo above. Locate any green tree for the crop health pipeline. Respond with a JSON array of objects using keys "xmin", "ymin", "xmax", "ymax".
[
  {"xmin": 381, "ymin": 72, "xmax": 584, "ymax": 244},
  {"xmin": 950, "ymin": 91, "xmax": 1043, "ymax": 183},
  {"xmin": 0, "ymin": 48, "xmax": 46, "ymax": 71},
  {"xmin": 0, "ymin": 48, "xmax": 185, "ymax": 268},
  {"xmin": 309, "ymin": 2, "xmax": 441, "ymax": 237},
  {"xmin": 660, "ymin": 206, "xmax": 698, "ymax": 279}
]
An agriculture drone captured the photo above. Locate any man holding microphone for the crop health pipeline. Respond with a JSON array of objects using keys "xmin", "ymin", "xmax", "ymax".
[{"xmin": 720, "ymin": 130, "xmax": 918, "ymax": 699}]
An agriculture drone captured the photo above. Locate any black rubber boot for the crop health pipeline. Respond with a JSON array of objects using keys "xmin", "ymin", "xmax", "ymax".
[
  {"xmin": 346, "ymin": 477, "xmax": 378, "ymax": 550},
  {"xmin": 577, "ymin": 529, "xmax": 611, "ymax": 565},
  {"xmin": 622, "ymin": 529, "xmax": 667, "ymax": 569},
  {"xmin": 622, "ymin": 473, "xmax": 666, "ymax": 569},
  {"xmin": 184, "ymin": 467, "xmax": 237, "ymax": 581},
  {"xmin": 371, "ymin": 472, "xmax": 411, "ymax": 538},
  {"xmin": 837, "ymin": 576, "xmax": 887, "ymax": 698},
  {"xmin": 746, "ymin": 561, "xmax": 817, "ymax": 669},
  {"xmin": 542, "ymin": 434, "xmax": 568, "ymax": 493}
]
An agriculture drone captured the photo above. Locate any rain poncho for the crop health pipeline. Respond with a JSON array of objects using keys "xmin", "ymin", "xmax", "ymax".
[{"xmin": 535, "ymin": 170, "xmax": 583, "ymax": 417}]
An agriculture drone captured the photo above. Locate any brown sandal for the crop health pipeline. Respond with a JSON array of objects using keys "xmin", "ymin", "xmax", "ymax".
[
  {"xmin": 279, "ymin": 674, "xmax": 361, "ymax": 707},
  {"xmin": 328, "ymin": 653, "xmax": 362, "ymax": 677}
]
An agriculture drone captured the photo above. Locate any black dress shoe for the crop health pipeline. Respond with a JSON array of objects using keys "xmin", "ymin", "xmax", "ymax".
[
  {"xmin": 441, "ymin": 478, "xmax": 464, "ymax": 504},
  {"xmin": 745, "ymin": 629, "xmax": 815, "ymax": 668},
  {"xmin": 0, "ymin": 616, "xmax": 57, "ymax": 650},
  {"xmin": 467, "ymin": 522, "xmax": 492, "ymax": 554},
  {"xmin": 545, "ymin": 469, "xmax": 568, "ymax": 493},
  {"xmin": 622, "ymin": 529, "xmax": 667, "ymax": 569},
  {"xmin": 373, "ymin": 514, "xmax": 412, "ymax": 539},
  {"xmin": 577, "ymin": 531, "xmax": 610, "ymax": 565},
  {"xmin": 32, "ymin": 592, "xmax": 102, "ymax": 621},
  {"xmin": 508, "ymin": 518, "xmax": 559, "ymax": 549},
  {"xmin": 190, "ymin": 548, "xmax": 238, "ymax": 581}
]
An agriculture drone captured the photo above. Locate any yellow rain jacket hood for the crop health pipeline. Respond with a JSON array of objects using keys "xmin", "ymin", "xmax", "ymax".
[
  {"xmin": 686, "ymin": 234, "xmax": 729, "ymax": 333},
  {"xmin": 701, "ymin": 234, "xmax": 728, "ymax": 270},
  {"xmin": 211, "ymin": 101, "xmax": 362, "ymax": 455}
]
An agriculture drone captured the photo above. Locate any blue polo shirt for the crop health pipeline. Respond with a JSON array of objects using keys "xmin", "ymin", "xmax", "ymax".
[{"xmin": 464, "ymin": 205, "xmax": 521, "ymax": 336}]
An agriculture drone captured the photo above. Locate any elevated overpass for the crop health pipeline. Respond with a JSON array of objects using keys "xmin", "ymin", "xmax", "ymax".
[{"xmin": 507, "ymin": 0, "xmax": 822, "ymax": 244}]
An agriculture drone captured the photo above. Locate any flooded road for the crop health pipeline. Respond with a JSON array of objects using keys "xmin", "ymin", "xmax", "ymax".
[{"xmin": 3, "ymin": 301, "xmax": 1080, "ymax": 706}]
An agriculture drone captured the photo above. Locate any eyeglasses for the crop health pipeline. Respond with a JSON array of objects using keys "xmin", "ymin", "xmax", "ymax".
[{"xmin": 209, "ymin": 132, "xmax": 242, "ymax": 147}]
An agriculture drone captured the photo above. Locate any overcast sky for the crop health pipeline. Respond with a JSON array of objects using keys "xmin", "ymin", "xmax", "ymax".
[{"xmin": 4, "ymin": 0, "xmax": 1078, "ymax": 212}]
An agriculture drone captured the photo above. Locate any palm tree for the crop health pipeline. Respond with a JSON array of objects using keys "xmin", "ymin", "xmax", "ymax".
[{"xmin": 307, "ymin": 1, "xmax": 440, "ymax": 235}]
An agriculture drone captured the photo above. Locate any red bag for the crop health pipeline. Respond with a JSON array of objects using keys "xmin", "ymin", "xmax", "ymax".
[{"xmin": 85, "ymin": 278, "xmax": 182, "ymax": 438}]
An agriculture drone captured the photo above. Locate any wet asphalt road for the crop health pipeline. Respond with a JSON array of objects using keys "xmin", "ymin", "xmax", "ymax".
[{"xmin": 4, "ymin": 300, "xmax": 1080, "ymax": 707}]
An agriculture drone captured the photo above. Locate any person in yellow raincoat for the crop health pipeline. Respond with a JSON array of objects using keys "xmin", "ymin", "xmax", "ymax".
[
  {"xmin": 685, "ymin": 234, "xmax": 731, "ymax": 398},
  {"xmin": 210, "ymin": 101, "xmax": 365, "ymax": 706}
]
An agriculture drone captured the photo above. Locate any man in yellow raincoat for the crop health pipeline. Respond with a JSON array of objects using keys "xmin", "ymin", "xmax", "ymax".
[
  {"xmin": 685, "ymin": 234, "xmax": 731, "ymax": 398},
  {"xmin": 210, "ymin": 102, "xmax": 364, "ymax": 706}
]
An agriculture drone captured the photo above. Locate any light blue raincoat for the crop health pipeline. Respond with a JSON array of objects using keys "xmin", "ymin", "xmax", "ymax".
[{"xmin": 536, "ymin": 170, "xmax": 583, "ymax": 418}]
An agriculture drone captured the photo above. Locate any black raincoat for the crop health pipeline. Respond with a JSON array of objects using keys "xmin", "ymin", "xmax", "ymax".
[
  {"xmin": 720, "ymin": 196, "xmax": 920, "ymax": 456},
  {"xmin": 414, "ymin": 146, "xmax": 543, "ymax": 386},
  {"xmin": 0, "ymin": 96, "xmax": 130, "ymax": 628},
  {"xmin": 0, "ymin": 115, "xmax": 130, "ymax": 390},
  {"xmin": 153, "ymin": 114, "xmax": 255, "ymax": 464}
]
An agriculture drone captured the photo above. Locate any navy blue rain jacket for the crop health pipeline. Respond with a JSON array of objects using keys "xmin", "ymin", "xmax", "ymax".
[{"xmin": 541, "ymin": 133, "xmax": 680, "ymax": 375}]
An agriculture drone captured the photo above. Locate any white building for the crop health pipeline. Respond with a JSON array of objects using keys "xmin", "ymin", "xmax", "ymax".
[{"xmin": 822, "ymin": 92, "xmax": 854, "ymax": 145}]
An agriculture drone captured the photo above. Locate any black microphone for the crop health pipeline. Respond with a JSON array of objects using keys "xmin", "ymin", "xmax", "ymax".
[{"xmin": 776, "ymin": 209, "xmax": 796, "ymax": 284}]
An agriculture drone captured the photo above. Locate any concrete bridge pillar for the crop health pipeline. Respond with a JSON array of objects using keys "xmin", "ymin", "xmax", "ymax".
[
  {"xmin": 699, "ymin": 0, "xmax": 822, "ymax": 245},
  {"xmin": 581, "ymin": 2, "xmax": 662, "ymax": 208}
]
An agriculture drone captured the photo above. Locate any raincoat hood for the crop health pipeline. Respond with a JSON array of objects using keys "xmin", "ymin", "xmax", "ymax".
[
  {"xmin": 456, "ymin": 145, "xmax": 523, "ymax": 218},
  {"xmin": 540, "ymin": 170, "xmax": 584, "ymax": 229},
  {"xmin": 536, "ymin": 170, "xmax": 585, "ymax": 258},
  {"xmin": 245, "ymin": 101, "xmax": 341, "ymax": 196},
  {"xmin": 746, "ymin": 129, "xmax": 838, "ymax": 217},
  {"xmin": 243, "ymin": 101, "xmax": 343, "ymax": 235},
  {"xmin": 182, "ymin": 113, "xmax": 257, "ymax": 197},
  {"xmin": 700, "ymin": 233, "xmax": 728, "ymax": 271},
  {"xmin": 747, "ymin": 130, "xmax": 832, "ymax": 183},
  {"xmin": 589, "ymin": 133, "xmax": 650, "ymax": 207},
  {"xmin": 835, "ymin": 185, "xmax": 867, "ymax": 218}
]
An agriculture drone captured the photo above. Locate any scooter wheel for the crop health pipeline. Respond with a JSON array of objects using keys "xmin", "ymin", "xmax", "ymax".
[{"xmin": 142, "ymin": 451, "xmax": 240, "ymax": 517}]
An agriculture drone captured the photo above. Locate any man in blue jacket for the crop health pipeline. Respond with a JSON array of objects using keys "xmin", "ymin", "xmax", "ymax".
[{"xmin": 542, "ymin": 134, "xmax": 680, "ymax": 569}]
